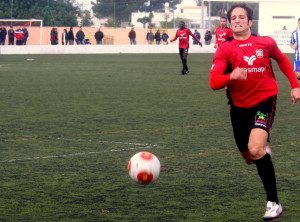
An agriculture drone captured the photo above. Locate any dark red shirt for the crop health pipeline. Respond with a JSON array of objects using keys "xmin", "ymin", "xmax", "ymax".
[
  {"xmin": 210, "ymin": 35, "xmax": 299, "ymax": 108},
  {"xmin": 172, "ymin": 28, "xmax": 200, "ymax": 48}
]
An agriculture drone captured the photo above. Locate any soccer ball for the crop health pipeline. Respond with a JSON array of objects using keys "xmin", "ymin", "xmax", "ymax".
[{"xmin": 128, "ymin": 152, "xmax": 161, "ymax": 184}]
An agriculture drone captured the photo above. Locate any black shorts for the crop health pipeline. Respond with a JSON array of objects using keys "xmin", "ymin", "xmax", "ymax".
[
  {"xmin": 179, "ymin": 48, "xmax": 189, "ymax": 55},
  {"xmin": 230, "ymin": 97, "xmax": 277, "ymax": 152}
]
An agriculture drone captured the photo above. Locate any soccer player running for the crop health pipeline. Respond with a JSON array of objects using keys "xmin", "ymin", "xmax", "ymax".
[
  {"xmin": 209, "ymin": 4, "xmax": 300, "ymax": 221},
  {"xmin": 290, "ymin": 18, "xmax": 300, "ymax": 81},
  {"xmin": 214, "ymin": 16, "xmax": 233, "ymax": 49},
  {"xmin": 170, "ymin": 21, "xmax": 202, "ymax": 75}
]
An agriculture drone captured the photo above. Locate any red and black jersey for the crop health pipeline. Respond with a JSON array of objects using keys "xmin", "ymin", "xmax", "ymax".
[
  {"xmin": 215, "ymin": 27, "xmax": 233, "ymax": 45},
  {"xmin": 210, "ymin": 35, "xmax": 299, "ymax": 108},
  {"xmin": 172, "ymin": 28, "xmax": 200, "ymax": 48}
]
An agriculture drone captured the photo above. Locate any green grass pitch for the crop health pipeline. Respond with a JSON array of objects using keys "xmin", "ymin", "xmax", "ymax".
[{"xmin": 0, "ymin": 53, "xmax": 299, "ymax": 222}]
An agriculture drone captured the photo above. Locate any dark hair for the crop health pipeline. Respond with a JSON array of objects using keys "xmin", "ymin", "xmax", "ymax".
[
  {"xmin": 220, "ymin": 16, "xmax": 227, "ymax": 20},
  {"xmin": 298, "ymin": 18, "xmax": 300, "ymax": 22},
  {"xmin": 227, "ymin": 3, "xmax": 253, "ymax": 23}
]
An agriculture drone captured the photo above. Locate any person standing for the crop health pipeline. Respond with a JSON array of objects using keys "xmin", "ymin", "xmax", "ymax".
[
  {"xmin": 193, "ymin": 29, "xmax": 201, "ymax": 45},
  {"xmin": 62, "ymin": 29, "xmax": 68, "ymax": 45},
  {"xmin": 162, "ymin": 31, "xmax": 169, "ymax": 45},
  {"xmin": 290, "ymin": 18, "xmax": 300, "ymax": 81},
  {"xmin": 50, "ymin": 28, "xmax": 58, "ymax": 45},
  {"xmin": 0, "ymin": 25, "xmax": 7, "ymax": 45},
  {"xmin": 128, "ymin": 27, "xmax": 136, "ymax": 45},
  {"xmin": 214, "ymin": 16, "xmax": 233, "ymax": 49},
  {"xmin": 154, "ymin": 29, "xmax": 161, "ymax": 45},
  {"xmin": 68, "ymin": 27, "xmax": 75, "ymax": 45},
  {"xmin": 22, "ymin": 27, "xmax": 29, "ymax": 45},
  {"xmin": 8, "ymin": 26, "xmax": 14, "ymax": 45},
  {"xmin": 209, "ymin": 4, "xmax": 300, "ymax": 221},
  {"xmin": 146, "ymin": 29, "xmax": 154, "ymax": 44},
  {"xmin": 170, "ymin": 21, "xmax": 202, "ymax": 75},
  {"xmin": 76, "ymin": 27, "xmax": 85, "ymax": 45},
  {"xmin": 95, "ymin": 28, "xmax": 104, "ymax": 45},
  {"xmin": 14, "ymin": 26, "xmax": 24, "ymax": 45},
  {"xmin": 204, "ymin": 30, "xmax": 212, "ymax": 45}
]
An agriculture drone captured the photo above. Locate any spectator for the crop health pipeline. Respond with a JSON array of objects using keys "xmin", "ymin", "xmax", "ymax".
[
  {"xmin": 14, "ymin": 26, "xmax": 24, "ymax": 45},
  {"xmin": 62, "ymin": 29, "xmax": 68, "ymax": 45},
  {"xmin": 128, "ymin": 27, "xmax": 136, "ymax": 45},
  {"xmin": 162, "ymin": 31, "xmax": 169, "ymax": 45},
  {"xmin": 154, "ymin": 29, "xmax": 161, "ymax": 45},
  {"xmin": 95, "ymin": 28, "xmax": 104, "ymax": 45},
  {"xmin": 50, "ymin": 28, "xmax": 58, "ymax": 45},
  {"xmin": 8, "ymin": 26, "xmax": 14, "ymax": 45},
  {"xmin": 68, "ymin": 27, "xmax": 75, "ymax": 45},
  {"xmin": 146, "ymin": 29, "xmax": 154, "ymax": 44},
  {"xmin": 0, "ymin": 25, "xmax": 7, "ymax": 45},
  {"xmin": 22, "ymin": 27, "xmax": 29, "ymax": 45},
  {"xmin": 76, "ymin": 27, "xmax": 85, "ymax": 45},
  {"xmin": 204, "ymin": 30, "xmax": 212, "ymax": 45},
  {"xmin": 193, "ymin": 29, "xmax": 201, "ymax": 45}
]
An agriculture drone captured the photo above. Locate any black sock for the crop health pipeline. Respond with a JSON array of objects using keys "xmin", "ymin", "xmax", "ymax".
[
  {"xmin": 254, "ymin": 153, "xmax": 279, "ymax": 203},
  {"xmin": 182, "ymin": 58, "xmax": 187, "ymax": 70}
]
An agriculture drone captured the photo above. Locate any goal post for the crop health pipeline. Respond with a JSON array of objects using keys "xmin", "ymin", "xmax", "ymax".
[{"xmin": 0, "ymin": 19, "xmax": 43, "ymax": 45}]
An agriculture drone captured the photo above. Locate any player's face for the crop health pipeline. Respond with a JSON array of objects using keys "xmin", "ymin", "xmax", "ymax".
[
  {"xmin": 220, "ymin": 18, "xmax": 227, "ymax": 28},
  {"xmin": 179, "ymin": 22, "xmax": 185, "ymax": 29},
  {"xmin": 229, "ymin": 7, "xmax": 252, "ymax": 37}
]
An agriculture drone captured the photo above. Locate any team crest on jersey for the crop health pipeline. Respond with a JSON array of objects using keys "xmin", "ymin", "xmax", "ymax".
[{"xmin": 256, "ymin": 49, "xmax": 263, "ymax": 58}]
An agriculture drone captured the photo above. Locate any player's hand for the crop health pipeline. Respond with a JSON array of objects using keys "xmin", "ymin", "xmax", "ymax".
[
  {"xmin": 170, "ymin": 40, "xmax": 173, "ymax": 43},
  {"xmin": 291, "ymin": 87, "xmax": 300, "ymax": 104},
  {"xmin": 214, "ymin": 44, "xmax": 218, "ymax": 49},
  {"xmin": 199, "ymin": 42, "xmax": 202, "ymax": 47},
  {"xmin": 230, "ymin": 67, "xmax": 247, "ymax": 80}
]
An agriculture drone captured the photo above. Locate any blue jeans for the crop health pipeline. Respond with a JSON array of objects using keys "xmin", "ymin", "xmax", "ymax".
[
  {"xmin": 96, "ymin": 40, "xmax": 102, "ymax": 45},
  {"xmin": 130, "ymin": 39, "xmax": 136, "ymax": 45}
]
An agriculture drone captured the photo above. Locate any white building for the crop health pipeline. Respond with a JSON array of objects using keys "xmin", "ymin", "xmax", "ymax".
[
  {"xmin": 71, "ymin": 0, "xmax": 93, "ymax": 12},
  {"xmin": 71, "ymin": 0, "xmax": 106, "ymax": 27},
  {"xmin": 205, "ymin": 0, "xmax": 300, "ymax": 47},
  {"xmin": 131, "ymin": 0, "xmax": 219, "ymax": 29}
]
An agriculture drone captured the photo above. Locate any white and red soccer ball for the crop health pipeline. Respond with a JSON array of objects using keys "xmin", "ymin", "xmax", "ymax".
[{"xmin": 128, "ymin": 152, "xmax": 161, "ymax": 184}]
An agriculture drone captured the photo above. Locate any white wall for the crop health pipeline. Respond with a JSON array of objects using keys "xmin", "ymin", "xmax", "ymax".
[
  {"xmin": 259, "ymin": 0, "xmax": 299, "ymax": 46},
  {"xmin": 0, "ymin": 43, "xmax": 293, "ymax": 55}
]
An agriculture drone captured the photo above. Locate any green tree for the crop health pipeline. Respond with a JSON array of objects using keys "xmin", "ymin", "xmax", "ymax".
[
  {"xmin": 0, "ymin": 0, "xmax": 79, "ymax": 27},
  {"xmin": 80, "ymin": 10, "xmax": 94, "ymax": 27},
  {"xmin": 92, "ymin": 0, "xmax": 181, "ymax": 27},
  {"xmin": 137, "ymin": 17, "xmax": 150, "ymax": 28}
]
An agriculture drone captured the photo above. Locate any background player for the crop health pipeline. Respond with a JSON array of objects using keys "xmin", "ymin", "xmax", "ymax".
[
  {"xmin": 170, "ymin": 21, "xmax": 202, "ymax": 75},
  {"xmin": 290, "ymin": 18, "xmax": 300, "ymax": 81},
  {"xmin": 210, "ymin": 3, "xmax": 300, "ymax": 221},
  {"xmin": 214, "ymin": 16, "xmax": 233, "ymax": 49}
]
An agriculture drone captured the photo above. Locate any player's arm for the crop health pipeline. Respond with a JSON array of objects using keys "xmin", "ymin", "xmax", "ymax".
[
  {"xmin": 276, "ymin": 53, "xmax": 300, "ymax": 104},
  {"xmin": 210, "ymin": 51, "xmax": 231, "ymax": 89},
  {"xmin": 210, "ymin": 48, "xmax": 247, "ymax": 90},
  {"xmin": 290, "ymin": 35, "xmax": 296, "ymax": 49},
  {"xmin": 170, "ymin": 31, "xmax": 178, "ymax": 43},
  {"xmin": 270, "ymin": 39, "xmax": 300, "ymax": 103},
  {"xmin": 290, "ymin": 43, "xmax": 296, "ymax": 49}
]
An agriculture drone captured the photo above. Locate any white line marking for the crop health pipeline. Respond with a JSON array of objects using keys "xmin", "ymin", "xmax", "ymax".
[
  {"xmin": 1, "ymin": 133, "xmax": 156, "ymax": 146},
  {"xmin": 0, "ymin": 145, "xmax": 160, "ymax": 163},
  {"xmin": 0, "ymin": 133, "xmax": 161, "ymax": 163}
]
